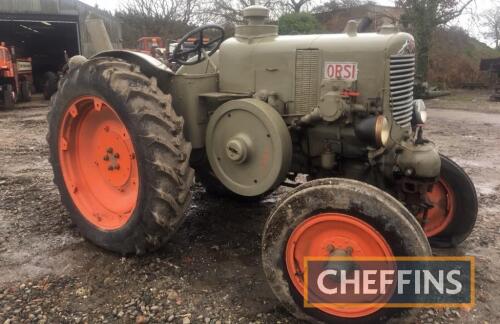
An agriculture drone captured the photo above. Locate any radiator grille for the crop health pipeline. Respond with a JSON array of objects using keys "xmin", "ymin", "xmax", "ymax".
[
  {"xmin": 295, "ymin": 49, "xmax": 320, "ymax": 114},
  {"xmin": 390, "ymin": 54, "xmax": 415, "ymax": 128}
]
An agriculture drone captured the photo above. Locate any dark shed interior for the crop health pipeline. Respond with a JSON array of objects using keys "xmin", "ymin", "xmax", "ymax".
[{"xmin": 0, "ymin": 15, "xmax": 80, "ymax": 91}]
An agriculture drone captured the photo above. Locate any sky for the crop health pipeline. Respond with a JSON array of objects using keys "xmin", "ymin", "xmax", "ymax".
[
  {"xmin": 376, "ymin": 0, "xmax": 496, "ymax": 46},
  {"xmin": 79, "ymin": 0, "xmax": 497, "ymax": 46},
  {"xmin": 80, "ymin": 0, "xmax": 120, "ymax": 12}
]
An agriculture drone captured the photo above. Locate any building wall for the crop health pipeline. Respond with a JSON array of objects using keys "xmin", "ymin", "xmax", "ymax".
[{"xmin": 0, "ymin": 0, "xmax": 122, "ymax": 57}]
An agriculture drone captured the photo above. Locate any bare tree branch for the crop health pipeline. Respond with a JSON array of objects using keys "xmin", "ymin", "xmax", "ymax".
[
  {"xmin": 396, "ymin": 0, "xmax": 477, "ymax": 80},
  {"xmin": 481, "ymin": 4, "xmax": 500, "ymax": 49}
]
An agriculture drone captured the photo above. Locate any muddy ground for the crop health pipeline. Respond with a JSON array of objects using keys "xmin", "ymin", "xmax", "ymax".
[{"xmin": 0, "ymin": 90, "xmax": 499, "ymax": 323}]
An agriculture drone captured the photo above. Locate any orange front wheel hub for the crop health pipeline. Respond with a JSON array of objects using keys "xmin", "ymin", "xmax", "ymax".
[
  {"xmin": 422, "ymin": 178, "xmax": 455, "ymax": 237},
  {"xmin": 285, "ymin": 213, "xmax": 394, "ymax": 318},
  {"xmin": 58, "ymin": 96, "xmax": 139, "ymax": 230}
]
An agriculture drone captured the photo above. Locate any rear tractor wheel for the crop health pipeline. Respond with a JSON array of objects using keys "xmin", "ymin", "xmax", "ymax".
[
  {"xmin": 43, "ymin": 72, "xmax": 59, "ymax": 100},
  {"xmin": 262, "ymin": 178, "xmax": 431, "ymax": 323},
  {"xmin": 20, "ymin": 80, "xmax": 32, "ymax": 102},
  {"xmin": 47, "ymin": 57, "xmax": 194, "ymax": 254},
  {"xmin": 2, "ymin": 84, "xmax": 15, "ymax": 109}
]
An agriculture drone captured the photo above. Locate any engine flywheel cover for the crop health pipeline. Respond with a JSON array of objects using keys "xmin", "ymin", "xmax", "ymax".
[{"xmin": 206, "ymin": 99, "xmax": 292, "ymax": 196}]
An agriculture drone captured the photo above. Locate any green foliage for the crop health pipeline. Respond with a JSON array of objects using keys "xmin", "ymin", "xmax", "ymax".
[
  {"xmin": 396, "ymin": 0, "xmax": 474, "ymax": 80},
  {"xmin": 278, "ymin": 12, "xmax": 320, "ymax": 35},
  {"xmin": 428, "ymin": 27, "xmax": 499, "ymax": 87},
  {"xmin": 313, "ymin": 0, "xmax": 373, "ymax": 13}
]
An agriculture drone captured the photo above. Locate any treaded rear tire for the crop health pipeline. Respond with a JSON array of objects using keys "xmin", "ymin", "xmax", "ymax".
[
  {"xmin": 20, "ymin": 80, "xmax": 32, "ymax": 102},
  {"xmin": 43, "ymin": 72, "xmax": 59, "ymax": 100},
  {"xmin": 47, "ymin": 57, "xmax": 194, "ymax": 255},
  {"xmin": 2, "ymin": 84, "xmax": 15, "ymax": 109}
]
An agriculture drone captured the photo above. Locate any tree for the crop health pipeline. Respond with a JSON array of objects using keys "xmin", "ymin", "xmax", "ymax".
[
  {"xmin": 120, "ymin": 0, "xmax": 199, "ymax": 24},
  {"xmin": 396, "ymin": 0, "xmax": 474, "ymax": 80},
  {"xmin": 208, "ymin": 0, "xmax": 314, "ymax": 24},
  {"xmin": 206, "ymin": 0, "xmax": 282, "ymax": 24},
  {"xmin": 278, "ymin": 12, "xmax": 321, "ymax": 34},
  {"xmin": 313, "ymin": 0, "xmax": 373, "ymax": 13},
  {"xmin": 287, "ymin": 0, "xmax": 313, "ymax": 13},
  {"xmin": 482, "ymin": 5, "xmax": 500, "ymax": 49},
  {"xmin": 116, "ymin": 0, "xmax": 203, "ymax": 47}
]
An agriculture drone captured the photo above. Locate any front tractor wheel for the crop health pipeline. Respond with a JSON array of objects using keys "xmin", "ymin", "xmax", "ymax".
[
  {"xmin": 421, "ymin": 155, "xmax": 478, "ymax": 247},
  {"xmin": 262, "ymin": 178, "xmax": 431, "ymax": 323},
  {"xmin": 47, "ymin": 58, "xmax": 194, "ymax": 254}
]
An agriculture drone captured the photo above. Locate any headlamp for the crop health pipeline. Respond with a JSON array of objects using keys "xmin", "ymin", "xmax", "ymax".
[{"xmin": 413, "ymin": 99, "xmax": 427, "ymax": 125}]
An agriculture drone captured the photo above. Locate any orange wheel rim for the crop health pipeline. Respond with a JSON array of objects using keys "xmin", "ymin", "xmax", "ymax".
[
  {"xmin": 422, "ymin": 178, "xmax": 455, "ymax": 237},
  {"xmin": 58, "ymin": 96, "xmax": 139, "ymax": 230},
  {"xmin": 285, "ymin": 213, "xmax": 394, "ymax": 318}
]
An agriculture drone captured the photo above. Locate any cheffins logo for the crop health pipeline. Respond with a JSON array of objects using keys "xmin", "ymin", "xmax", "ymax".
[{"xmin": 304, "ymin": 256, "xmax": 474, "ymax": 308}]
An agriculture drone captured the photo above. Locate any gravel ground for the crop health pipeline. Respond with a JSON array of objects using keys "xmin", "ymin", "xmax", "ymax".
[{"xmin": 0, "ymin": 92, "xmax": 499, "ymax": 324}]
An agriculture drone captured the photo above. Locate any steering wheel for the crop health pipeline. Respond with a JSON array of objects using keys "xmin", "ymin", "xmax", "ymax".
[{"xmin": 172, "ymin": 24, "xmax": 225, "ymax": 66}]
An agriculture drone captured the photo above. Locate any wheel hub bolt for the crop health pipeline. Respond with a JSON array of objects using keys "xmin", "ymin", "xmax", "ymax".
[
  {"xmin": 103, "ymin": 155, "xmax": 109, "ymax": 161},
  {"xmin": 108, "ymin": 165, "xmax": 114, "ymax": 171},
  {"xmin": 114, "ymin": 153, "xmax": 120, "ymax": 159},
  {"xmin": 115, "ymin": 164, "xmax": 120, "ymax": 170},
  {"xmin": 327, "ymin": 244, "xmax": 353, "ymax": 256},
  {"xmin": 107, "ymin": 147, "xmax": 113, "ymax": 153}
]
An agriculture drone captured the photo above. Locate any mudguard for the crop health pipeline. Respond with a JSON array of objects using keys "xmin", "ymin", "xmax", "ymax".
[{"xmin": 93, "ymin": 50, "xmax": 174, "ymax": 93}]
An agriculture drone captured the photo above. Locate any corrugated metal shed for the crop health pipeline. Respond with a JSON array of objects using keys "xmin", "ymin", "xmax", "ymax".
[
  {"xmin": 480, "ymin": 58, "xmax": 500, "ymax": 72},
  {"xmin": 0, "ymin": 0, "xmax": 122, "ymax": 57},
  {"xmin": 0, "ymin": 0, "xmax": 78, "ymax": 15}
]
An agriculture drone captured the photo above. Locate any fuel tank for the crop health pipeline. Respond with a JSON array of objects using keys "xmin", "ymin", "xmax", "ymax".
[{"xmin": 219, "ymin": 11, "xmax": 414, "ymax": 116}]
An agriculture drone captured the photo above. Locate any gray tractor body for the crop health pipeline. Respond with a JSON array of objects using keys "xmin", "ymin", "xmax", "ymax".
[{"xmin": 96, "ymin": 6, "xmax": 440, "ymax": 200}]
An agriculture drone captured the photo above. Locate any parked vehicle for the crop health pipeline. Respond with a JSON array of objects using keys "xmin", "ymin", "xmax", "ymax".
[
  {"xmin": 136, "ymin": 36, "xmax": 168, "ymax": 59},
  {"xmin": 0, "ymin": 42, "xmax": 32, "ymax": 109}
]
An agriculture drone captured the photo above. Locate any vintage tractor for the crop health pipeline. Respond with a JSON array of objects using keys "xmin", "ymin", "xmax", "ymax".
[
  {"xmin": 47, "ymin": 5, "xmax": 477, "ymax": 323},
  {"xmin": 0, "ymin": 42, "xmax": 32, "ymax": 109},
  {"xmin": 136, "ymin": 36, "xmax": 168, "ymax": 59}
]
